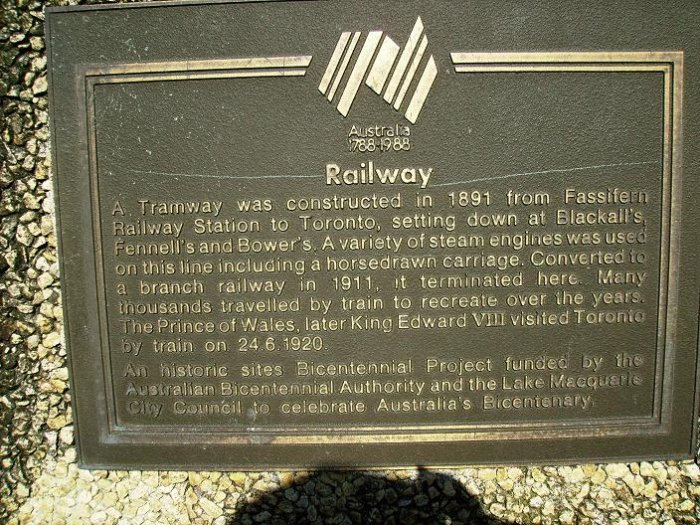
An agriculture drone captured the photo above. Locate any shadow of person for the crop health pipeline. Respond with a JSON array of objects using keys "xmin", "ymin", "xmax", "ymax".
[{"xmin": 228, "ymin": 468, "xmax": 518, "ymax": 525}]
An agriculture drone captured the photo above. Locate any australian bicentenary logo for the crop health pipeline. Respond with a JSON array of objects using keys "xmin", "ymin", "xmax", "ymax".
[{"xmin": 319, "ymin": 17, "xmax": 437, "ymax": 124}]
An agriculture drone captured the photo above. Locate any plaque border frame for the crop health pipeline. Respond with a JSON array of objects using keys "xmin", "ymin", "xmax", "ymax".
[{"xmin": 78, "ymin": 51, "xmax": 684, "ymax": 446}]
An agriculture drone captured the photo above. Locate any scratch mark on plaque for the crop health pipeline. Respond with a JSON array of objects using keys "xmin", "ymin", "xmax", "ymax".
[
  {"xmin": 123, "ymin": 38, "xmax": 141, "ymax": 60},
  {"xmin": 432, "ymin": 160, "xmax": 660, "ymax": 188},
  {"xmin": 123, "ymin": 167, "xmax": 318, "ymax": 181}
]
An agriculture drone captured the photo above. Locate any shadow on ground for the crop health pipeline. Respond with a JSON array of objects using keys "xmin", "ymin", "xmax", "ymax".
[{"xmin": 229, "ymin": 469, "xmax": 517, "ymax": 525}]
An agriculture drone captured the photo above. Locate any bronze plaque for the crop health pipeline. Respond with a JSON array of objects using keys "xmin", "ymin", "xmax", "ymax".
[{"xmin": 46, "ymin": 0, "xmax": 700, "ymax": 469}]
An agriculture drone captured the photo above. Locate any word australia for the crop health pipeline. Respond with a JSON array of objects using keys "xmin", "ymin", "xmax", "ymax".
[{"xmin": 326, "ymin": 162, "xmax": 433, "ymax": 189}]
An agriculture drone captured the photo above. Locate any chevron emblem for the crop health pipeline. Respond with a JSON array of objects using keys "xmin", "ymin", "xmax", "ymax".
[{"xmin": 318, "ymin": 17, "xmax": 438, "ymax": 124}]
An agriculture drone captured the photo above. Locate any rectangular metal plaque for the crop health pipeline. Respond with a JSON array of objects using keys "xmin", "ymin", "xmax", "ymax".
[{"xmin": 47, "ymin": 0, "xmax": 700, "ymax": 469}]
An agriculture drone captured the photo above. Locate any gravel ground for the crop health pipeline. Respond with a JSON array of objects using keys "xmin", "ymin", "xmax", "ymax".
[{"xmin": 1, "ymin": 0, "xmax": 699, "ymax": 523}]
